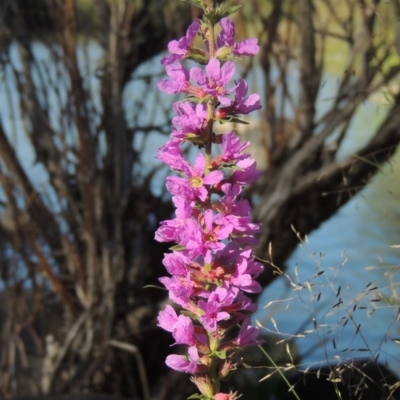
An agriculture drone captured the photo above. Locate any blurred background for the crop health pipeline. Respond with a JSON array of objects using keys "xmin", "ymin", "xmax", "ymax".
[{"xmin": 0, "ymin": 0, "xmax": 399, "ymax": 399}]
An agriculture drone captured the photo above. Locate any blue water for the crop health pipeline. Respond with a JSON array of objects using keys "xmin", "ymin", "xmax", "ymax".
[
  {"xmin": 257, "ymin": 152, "xmax": 400, "ymax": 374},
  {"xmin": 1, "ymin": 41, "xmax": 400, "ymax": 374}
]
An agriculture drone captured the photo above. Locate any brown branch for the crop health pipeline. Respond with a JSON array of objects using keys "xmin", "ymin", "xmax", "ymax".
[
  {"xmin": 0, "ymin": 122, "xmax": 62, "ymax": 252},
  {"xmin": 297, "ymin": 0, "xmax": 320, "ymax": 138},
  {"xmin": 255, "ymin": 95, "xmax": 400, "ymax": 286}
]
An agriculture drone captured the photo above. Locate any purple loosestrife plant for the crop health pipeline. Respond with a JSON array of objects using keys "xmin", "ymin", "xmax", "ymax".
[{"xmin": 155, "ymin": 2, "xmax": 262, "ymax": 399}]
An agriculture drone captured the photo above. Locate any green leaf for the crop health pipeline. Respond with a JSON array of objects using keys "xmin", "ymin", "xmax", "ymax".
[
  {"xmin": 226, "ymin": 117, "xmax": 250, "ymax": 125},
  {"xmin": 180, "ymin": 0, "xmax": 205, "ymax": 10},
  {"xmin": 188, "ymin": 394, "xmax": 210, "ymax": 400},
  {"xmin": 203, "ymin": 13, "xmax": 219, "ymax": 24},
  {"xmin": 221, "ymin": 164, "xmax": 244, "ymax": 172},
  {"xmin": 214, "ymin": 349, "xmax": 227, "ymax": 359},
  {"xmin": 222, "ymin": 5, "xmax": 243, "ymax": 17},
  {"xmin": 188, "ymin": 53, "xmax": 208, "ymax": 65},
  {"xmin": 169, "ymin": 244, "xmax": 185, "ymax": 251}
]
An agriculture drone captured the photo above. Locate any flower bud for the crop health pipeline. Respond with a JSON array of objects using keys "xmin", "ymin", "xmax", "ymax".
[
  {"xmin": 214, "ymin": 108, "xmax": 229, "ymax": 119},
  {"xmin": 218, "ymin": 359, "xmax": 237, "ymax": 380},
  {"xmin": 214, "ymin": 391, "xmax": 240, "ymax": 400},
  {"xmin": 191, "ymin": 375, "xmax": 214, "ymax": 398}
]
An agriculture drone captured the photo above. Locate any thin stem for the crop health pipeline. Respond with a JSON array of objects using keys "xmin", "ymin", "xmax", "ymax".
[
  {"xmin": 204, "ymin": 10, "xmax": 216, "ymax": 173},
  {"xmin": 208, "ymin": 20, "xmax": 215, "ymax": 59},
  {"xmin": 205, "ymin": 101, "xmax": 214, "ymax": 173},
  {"xmin": 257, "ymin": 345, "xmax": 302, "ymax": 400},
  {"xmin": 209, "ymin": 354, "xmax": 220, "ymax": 395}
]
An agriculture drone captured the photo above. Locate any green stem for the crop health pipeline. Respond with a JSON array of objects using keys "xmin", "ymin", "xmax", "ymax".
[
  {"xmin": 208, "ymin": 18, "xmax": 215, "ymax": 59},
  {"xmin": 204, "ymin": 9, "xmax": 216, "ymax": 173},
  {"xmin": 209, "ymin": 353, "xmax": 220, "ymax": 395},
  {"xmin": 205, "ymin": 101, "xmax": 214, "ymax": 173},
  {"xmin": 204, "ymin": 6, "xmax": 220, "ymax": 397},
  {"xmin": 257, "ymin": 345, "xmax": 302, "ymax": 400}
]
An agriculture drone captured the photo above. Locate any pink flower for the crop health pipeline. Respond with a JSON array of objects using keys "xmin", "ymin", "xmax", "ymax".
[
  {"xmin": 154, "ymin": 218, "xmax": 184, "ymax": 243},
  {"xmin": 158, "ymin": 305, "xmax": 178, "ymax": 332},
  {"xmin": 233, "ymin": 317, "xmax": 263, "ymax": 347},
  {"xmin": 198, "ymin": 287, "xmax": 237, "ymax": 331},
  {"xmin": 230, "ymin": 255, "xmax": 262, "ymax": 293},
  {"xmin": 232, "ymin": 158, "xmax": 262, "ymax": 185},
  {"xmin": 156, "ymin": 139, "xmax": 186, "ymax": 172},
  {"xmin": 221, "ymin": 131, "xmax": 250, "ymax": 162},
  {"xmin": 214, "ymin": 392, "xmax": 240, "ymax": 400},
  {"xmin": 172, "ymin": 315, "xmax": 196, "ymax": 346},
  {"xmin": 161, "ymin": 19, "xmax": 201, "ymax": 65},
  {"xmin": 166, "ymin": 346, "xmax": 199, "ymax": 374},
  {"xmin": 198, "ymin": 297, "xmax": 230, "ymax": 332},
  {"xmin": 216, "ymin": 18, "xmax": 259, "ymax": 57},
  {"xmin": 190, "ymin": 58, "xmax": 236, "ymax": 105},
  {"xmin": 159, "ymin": 275, "xmax": 192, "ymax": 307},
  {"xmin": 172, "ymin": 101, "xmax": 208, "ymax": 136},
  {"xmin": 158, "ymin": 63, "xmax": 206, "ymax": 98},
  {"xmin": 158, "ymin": 63, "xmax": 190, "ymax": 94},
  {"xmin": 163, "ymin": 251, "xmax": 189, "ymax": 276},
  {"xmin": 166, "ymin": 153, "xmax": 223, "ymax": 202},
  {"xmin": 216, "ymin": 79, "xmax": 261, "ymax": 117}
]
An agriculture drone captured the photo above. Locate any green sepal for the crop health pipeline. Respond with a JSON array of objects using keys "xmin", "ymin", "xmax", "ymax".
[
  {"xmin": 203, "ymin": 4, "xmax": 243, "ymax": 24},
  {"xmin": 222, "ymin": 5, "xmax": 243, "ymax": 17},
  {"xmin": 183, "ymin": 133, "xmax": 206, "ymax": 146},
  {"xmin": 214, "ymin": 117, "xmax": 250, "ymax": 126},
  {"xmin": 180, "ymin": 0, "xmax": 205, "ymax": 10},
  {"xmin": 220, "ymin": 163, "xmax": 244, "ymax": 172},
  {"xmin": 187, "ymin": 53, "xmax": 208, "ymax": 65},
  {"xmin": 203, "ymin": 12, "xmax": 220, "ymax": 25},
  {"xmin": 216, "ymin": 54, "xmax": 243, "ymax": 63},
  {"xmin": 213, "ymin": 349, "xmax": 227, "ymax": 360},
  {"xmin": 183, "ymin": 95, "xmax": 212, "ymax": 104},
  {"xmin": 219, "ymin": 369, "xmax": 235, "ymax": 381},
  {"xmin": 187, "ymin": 394, "xmax": 211, "ymax": 400},
  {"xmin": 169, "ymin": 244, "xmax": 185, "ymax": 251},
  {"xmin": 180, "ymin": 310, "xmax": 199, "ymax": 320},
  {"xmin": 226, "ymin": 117, "xmax": 250, "ymax": 125}
]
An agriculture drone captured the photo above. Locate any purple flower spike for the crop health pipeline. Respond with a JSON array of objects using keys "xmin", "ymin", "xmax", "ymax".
[{"xmin": 156, "ymin": 11, "xmax": 264, "ymax": 391}]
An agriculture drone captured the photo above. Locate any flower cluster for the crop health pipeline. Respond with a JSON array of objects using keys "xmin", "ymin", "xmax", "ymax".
[{"xmin": 156, "ymin": 3, "xmax": 263, "ymax": 399}]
